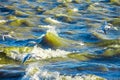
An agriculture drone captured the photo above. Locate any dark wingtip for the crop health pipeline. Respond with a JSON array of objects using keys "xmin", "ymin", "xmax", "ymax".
[
  {"xmin": 103, "ymin": 30, "xmax": 107, "ymax": 34},
  {"xmin": 22, "ymin": 54, "xmax": 32, "ymax": 64}
]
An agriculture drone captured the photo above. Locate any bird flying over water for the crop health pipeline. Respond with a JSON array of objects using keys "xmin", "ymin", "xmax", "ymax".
[
  {"xmin": 22, "ymin": 53, "xmax": 42, "ymax": 63},
  {"xmin": 22, "ymin": 54, "xmax": 32, "ymax": 64},
  {"xmin": 101, "ymin": 21, "xmax": 107, "ymax": 34},
  {"xmin": 0, "ymin": 31, "xmax": 14, "ymax": 41},
  {"xmin": 101, "ymin": 21, "xmax": 112, "ymax": 34}
]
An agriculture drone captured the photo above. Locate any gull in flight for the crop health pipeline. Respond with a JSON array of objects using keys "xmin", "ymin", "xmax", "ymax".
[
  {"xmin": 22, "ymin": 54, "xmax": 32, "ymax": 64},
  {"xmin": 22, "ymin": 53, "xmax": 42, "ymax": 64},
  {"xmin": 1, "ymin": 32, "xmax": 13, "ymax": 41},
  {"xmin": 101, "ymin": 21, "xmax": 112, "ymax": 34}
]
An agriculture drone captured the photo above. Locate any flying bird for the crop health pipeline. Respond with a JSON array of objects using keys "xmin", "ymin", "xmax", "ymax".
[
  {"xmin": 22, "ymin": 54, "xmax": 32, "ymax": 64},
  {"xmin": 22, "ymin": 53, "xmax": 42, "ymax": 64},
  {"xmin": 101, "ymin": 21, "xmax": 112, "ymax": 34}
]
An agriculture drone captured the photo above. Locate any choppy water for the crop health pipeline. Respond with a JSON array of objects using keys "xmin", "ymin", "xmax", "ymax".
[{"xmin": 0, "ymin": 0, "xmax": 120, "ymax": 80}]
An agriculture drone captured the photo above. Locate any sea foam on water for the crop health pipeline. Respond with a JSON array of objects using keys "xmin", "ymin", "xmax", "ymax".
[
  {"xmin": 22, "ymin": 63, "xmax": 106, "ymax": 80},
  {"xmin": 30, "ymin": 45, "xmax": 70, "ymax": 60}
]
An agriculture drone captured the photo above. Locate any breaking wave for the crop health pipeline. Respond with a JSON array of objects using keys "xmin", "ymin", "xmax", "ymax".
[{"xmin": 22, "ymin": 63, "xmax": 106, "ymax": 80}]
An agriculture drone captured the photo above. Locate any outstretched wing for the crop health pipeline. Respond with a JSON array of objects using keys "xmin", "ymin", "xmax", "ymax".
[
  {"xmin": 101, "ymin": 21, "xmax": 108, "ymax": 34},
  {"xmin": 22, "ymin": 54, "xmax": 32, "ymax": 64}
]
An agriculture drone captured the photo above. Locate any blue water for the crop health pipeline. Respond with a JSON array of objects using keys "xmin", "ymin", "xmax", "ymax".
[{"xmin": 0, "ymin": 0, "xmax": 120, "ymax": 80}]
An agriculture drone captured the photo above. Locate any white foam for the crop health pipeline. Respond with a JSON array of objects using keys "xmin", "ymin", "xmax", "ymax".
[
  {"xmin": 4, "ymin": 46, "xmax": 70, "ymax": 62},
  {"xmin": 45, "ymin": 17, "xmax": 61, "ymax": 24},
  {"xmin": 22, "ymin": 63, "xmax": 106, "ymax": 80},
  {"xmin": 70, "ymin": 8, "xmax": 79, "ymax": 12},
  {"xmin": 30, "ymin": 46, "xmax": 70, "ymax": 60},
  {"xmin": 57, "ymin": 0, "xmax": 72, "ymax": 3},
  {"xmin": 39, "ymin": 25, "xmax": 58, "ymax": 36},
  {"xmin": 39, "ymin": 25, "xmax": 55, "ymax": 29},
  {"xmin": 0, "ymin": 20, "xmax": 8, "ymax": 24},
  {"xmin": 73, "ymin": 8, "xmax": 78, "ymax": 12},
  {"xmin": 9, "ymin": 50, "xmax": 29, "ymax": 61}
]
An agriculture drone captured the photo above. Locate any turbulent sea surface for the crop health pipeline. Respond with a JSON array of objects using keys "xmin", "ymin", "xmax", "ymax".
[{"xmin": 0, "ymin": 0, "xmax": 120, "ymax": 80}]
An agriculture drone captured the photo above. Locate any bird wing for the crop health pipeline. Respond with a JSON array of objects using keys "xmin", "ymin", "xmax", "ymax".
[{"xmin": 22, "ymin": 54, "xmax": 32, "ymax": 64}]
